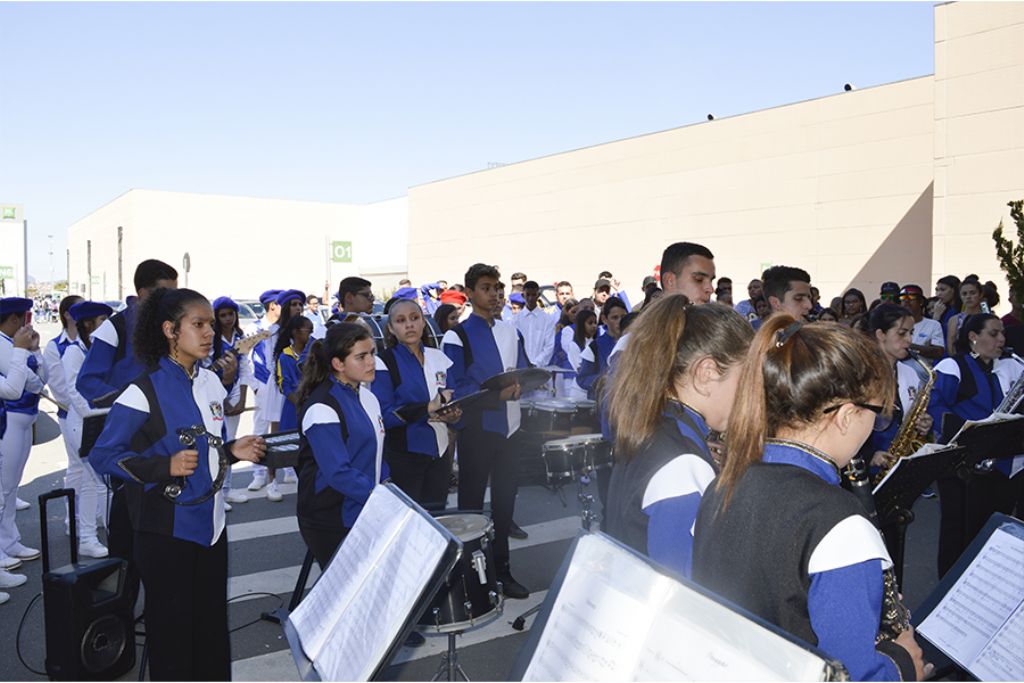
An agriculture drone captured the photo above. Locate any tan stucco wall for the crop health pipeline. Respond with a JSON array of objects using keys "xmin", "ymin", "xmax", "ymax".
[
  {"xmin": 408, "ymin": 77, "xmax": 936, "ymax": 303},
  {"xmin": 932, "ymin": 1, "xmax": 1024, "ymax": 297}
]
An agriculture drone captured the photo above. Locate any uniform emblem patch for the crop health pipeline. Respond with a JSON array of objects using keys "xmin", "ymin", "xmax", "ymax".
[
  {"xmin": 210, "ymin": 401, "xmax": 224, "ymax": 421},
  {"xmin": 435, "ymin": 371, "xmax": 447, "ymax": 387}
]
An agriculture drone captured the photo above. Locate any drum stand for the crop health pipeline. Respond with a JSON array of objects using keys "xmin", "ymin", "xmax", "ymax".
[{"xmin": 430, "ymin": 632, "xmax": 470, "ymax": 682}]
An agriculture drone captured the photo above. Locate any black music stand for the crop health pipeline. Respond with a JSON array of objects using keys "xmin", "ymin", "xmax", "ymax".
[{"xmin": 872, "ymin": 445, "xmax": 967, "ymax": 587}]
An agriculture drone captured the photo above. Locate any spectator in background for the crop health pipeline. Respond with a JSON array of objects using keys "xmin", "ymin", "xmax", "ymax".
[
  {"xmin": 734, "ymin": 279, "xmax": 762, "ymax": 322},
  {"xmin": 932, "ymin": 275, "xmax": 963, "ymax": 348},
  {"xmin": 879, "ymin": 281, "xmax": 900, "ymax": 304},
  {"xmin": 304, "ymin": 295, "xmax": 327, "ymax": 339},
  {"xmin": 945, "ymin": 279, "xmax": 985, "ymax": 355},
  {"xmin": 817, "ymin": 307, "xmax": 839, "ymax": 322},
  {"xmin": 809, "ymin": 286, "xmax": 824, "ymax": 316},
  {"xmin": 899, "ymin": 285, "xmax": 945, "ymax": 361},
  {"xmin": 840, "ymin": 288, "xmax": 868, "ymax": 326},
  {"xmin": 715, "ymin": 277, "xmax": 733, "ymax": 306},
  {"xmin": 1002, "ymin": 286, "xmax": 1022, "ymax": 329}
]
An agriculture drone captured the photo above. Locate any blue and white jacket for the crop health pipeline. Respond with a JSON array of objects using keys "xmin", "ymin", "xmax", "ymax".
[
  {"xmin": 929, "ymin": 353, "xmax": 1004, "ymax": 442},
  {"xmin": 0, "ymin": 331, "xmax": 47, "ymax": 416},
  {"xmin": 297, "ymin": 377, "xmax": 387, "ymax": 530},
  {"xmin": 43, "ymin": 331, "xmax": 75, "ymax": 419},
  {"xmin": 575, "ymin": 333, "xmax": 618, "ymax": 398},
  {"xmin": 371, "ymin": 344, "xmax": 453, "ymax": 458},
  {"xmin": 76, "ymin": 300, "xmax": 143, "ymax": 406},
  {"xmin": 442, "ymin": 314, "xmax": 531, "ymax": 437},
  {"xmin": 90, "ymin": 357, "xmax": 230, "ymax": 547},
  {"xmin": 0, "ymin": 339, "xmax": 33, "ymax": 438}
]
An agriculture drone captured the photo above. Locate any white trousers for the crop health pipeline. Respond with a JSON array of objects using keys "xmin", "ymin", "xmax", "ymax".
[
  {"xmin": 249, "ymin": 386, "xmax": 270, "ymax": 477},
  {"xmin": 65, "ymin": 414, "xmax": 106, "ymax": 544},
  {"xmin": 224, "ymin": 414, "xmax": 240, "ymax": 492},
  {"xmin": 59, "ymin": 417, "xmax": 83, "ymax": 532},
  {"xmin": 0, "ymin": 411, "xmax": 36, "ymax": 553}
]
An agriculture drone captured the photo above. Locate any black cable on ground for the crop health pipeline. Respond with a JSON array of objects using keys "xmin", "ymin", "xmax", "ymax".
[
  {"xmin": 16, "ymin": 592, "xmax": 46, "ymax": 676},
  {"xmin": 227, "ymin": 592, "xmax": 284, "ymax": 633}
]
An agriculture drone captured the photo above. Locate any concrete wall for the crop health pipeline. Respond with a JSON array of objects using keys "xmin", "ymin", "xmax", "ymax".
[
  {"xmin": 67, "ymin": 190, "xmax": 409, "ymax": 302},
  {"xmin": 408, "ymin": 77, "xmax": 936, "ymax": 303},
  {"xmin": 932, "ymin": 1, "xmax": 1024, "ymax": 296},
  {"xmin": 0, "ymin": 203, "xmax": 28, "ymax": 297}
]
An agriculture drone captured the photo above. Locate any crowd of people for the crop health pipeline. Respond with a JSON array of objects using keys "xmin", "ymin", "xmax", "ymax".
[{"xmin": 0, "ymin": 244, "xmax": 1022, "ymax": 681}]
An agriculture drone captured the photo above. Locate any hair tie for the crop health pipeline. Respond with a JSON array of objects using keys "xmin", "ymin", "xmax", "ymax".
[{"xmin": 776, "ymin": 321, "xmax": 803, "ymax": 348}]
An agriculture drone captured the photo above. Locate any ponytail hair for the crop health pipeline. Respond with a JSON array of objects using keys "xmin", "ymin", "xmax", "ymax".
[
  {"xmin": 716, "ymin": 314, "xmax": 895, "ymax": 508},
  {"xmin": 58, "ymin": 295, "xmax": 83, "ymax": 330},
  {"xmin": 607, "ymin": 296, "xmax": 753, "ymax": 459},
  {"xmin": 133, "ymin": 288, "xmax": 209, "ymax": 368},
  {"xmin": 956, "ymin": 313, "xmax": 998, "ymax": 355},
  {"xmin": 296, "ymin": 322, "xmax": 372, "ymax": 408},
  {"xmin": 274, "ymin": 314, "xmax": 314, "ymax": 363}
]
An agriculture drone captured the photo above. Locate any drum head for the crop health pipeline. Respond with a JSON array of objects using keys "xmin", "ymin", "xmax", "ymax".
[
  {"xmin": 568, "ymin": 433, "xmax": 605, "ymax": 446},
  {"xmin": 573, "ymin": 399, "xmax": 597, "ymax": 410},
  {"xmin": 435, "ymin": 513, "xmax": 492, "ymax": 541},
  {"xmin": 542, "ymin": 437, "xmax": 578, "ymax": 451},
  {"xmin": 534, "ymin": 399, "xmax": 576, "ymax": 414}
]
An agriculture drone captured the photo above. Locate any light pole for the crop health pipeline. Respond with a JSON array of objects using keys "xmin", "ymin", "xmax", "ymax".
[{"xmin": 48, "ymin": 234, "xmax": 54, "ymax": 293}]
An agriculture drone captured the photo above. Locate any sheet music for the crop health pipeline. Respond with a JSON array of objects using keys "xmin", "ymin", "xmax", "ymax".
[
  {"xmin": 522, "ymin": 534, "xmax": 838, "ymax": 681},
  {"xmin": 971, "ymin": 607, "xmax": 1024, "ymax": 681},
  {"xmin": 948, "ymin": 412, "xmax": 1024, "ymax": 446},
  {"xmin": 918, "ymin": 526, "xmax": 1024, "ymax": 678},
  {"xmin": 288, "ymin": 486, "xmax": 451, "ymax": 681},
  {"xmin": 871, "ymin": 443, "xmax": 958, "ymax": 494}
]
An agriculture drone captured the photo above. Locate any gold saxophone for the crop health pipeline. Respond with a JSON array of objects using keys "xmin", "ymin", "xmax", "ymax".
[{"xmin": 872, "ymin": 351, "xmax": 935, "ymax": 486}]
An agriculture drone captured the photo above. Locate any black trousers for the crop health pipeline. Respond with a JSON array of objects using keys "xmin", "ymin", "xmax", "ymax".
[
  {"xmin": 299, "ymin": 524, "xmax": 348, "ymax": 571},
  {"xmin": 385, "ymin": 447, "xmax": 453, "ymax": 511},
  {"xmin": 937, "ymin": 471, "xmax": 1018, "ymax": 578},
  {"xmin": 107, "ymin": 484, "xmax": 140, "ymax": 605},
  {"xmin": 457, "ymin": 426, "xmax": 518, "ymax": 569},
  {"xmin": 134, "ymin": 531, "xmax": 230, "ymax": 681}
]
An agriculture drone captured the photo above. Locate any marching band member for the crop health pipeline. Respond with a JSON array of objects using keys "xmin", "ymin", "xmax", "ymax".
[
  {"xmin": 440, "ymin": 289, "xmax": 469, "ymax": 322},
  {"xmin": 931, "ymin": 275, "xmax": 962, "ymax": 350},
  {"xmin": 330, "ymin": 277, "xmax": 374, "ymax": 321},
  {"xmin": 443, "ymin": 263, "xmax": 532, "ymax": 599},
  {"xmin": 77, "ymin": 259, "xmax": 178, "ymax": 572},
  {"xmin": 548, "ymin": 297, "xmax": 579, "ymax": 397},
  {"xmin": 90, "ymin": 287, "xmax": 265, "ymax": 681},
  {"xmin": 294, "ymin": 322, "xmax": 387, "ymax": 569},
  {"xmin": 863, "ymin": 304, "xmax": 932, "ymax": 467},
  {"xmin": 0, "ymin": 297, "xmax": 48, "ymax": 565},
  {"xmin": 604, "ymin": 297, "xmax": 753, "ymax": 578},
  {"xmin": 762, "ymin": 265, "xmax": 813, "ymax": 321},
  {"xmin": 899, "ymin": 285, "xmax": 945, "ymax": 361},
  {"xmin": 928, "ymin": 313, "xmax": 1015, "ymax": 576},
  {"xmin": 42, "ymin": 295, "xmax": 83, "ymax": 534},
  {"xmin": 433, "ymin": 303, "xmax": 460, "ymax": 334},
  {"xmin": 260, "ymin": 289, "xmax": 305, "ymax": 502},
  {"xmin": 247, "ymin": 289, "xmax": 281, "ymax": 493},
  {"xmin": 210, "ymin": 296, "xmax": 253, "ymax": 508},
  {"xmin": 0, "ymin": 301, "xmax": 36, "ymax": 597},
  {"xmin": 565, "ymin": 308, "xmax": 597, "ymax": 401},
  {"xmin": 513, "ymin": 281, "xmax": 556, "ymax": 368},
  {"xmin": 575, "ymin": 296, "xmax": 627, "ymax": 398},
  {"xmin": 371, "ymin": 298, "xmax": 460, "ymax": 509},
  {"xmin": 658, "ymin": 242, "xmax": 716, "ymax": 303},
  {"xmin": 944, "ymin": 279, "xmax": 984, "ymax": 356},
  {"xmin": 419, "ymin": 281, "xmax": 447, "ymax": 316},
  {"xmin": 693, "ymin": 316, "xmax": 927, "ymax": 682},
  {"xmin": 274, "ymin": 315, "xmax": 314, "ymax": 432},
  {"xmin": 62, "ymin": 301, "xmax": 115, "ymax": 558}
]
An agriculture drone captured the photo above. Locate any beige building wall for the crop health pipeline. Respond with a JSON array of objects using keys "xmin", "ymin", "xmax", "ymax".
[
  {"xmin": 67, "ymin": 190, "xmax": 409, "ymax": 302},
  {"xmin": 0, "ymin": 203, "xmax": 28, "ymax": 297},
  {"xmin": 408, "ymin": 77, "xmax": 935, "ymax": 303},
  {"xmin": 933, "ymin": 1, "xmax": 1024, "ymax": 299}
]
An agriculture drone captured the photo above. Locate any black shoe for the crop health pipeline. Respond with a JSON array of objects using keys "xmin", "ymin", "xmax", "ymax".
[
  {"xmin": 508, "ymin": 521, "xmax": 529, "ymax": 540},
  {"xmin": 499, "ymin": 573, "xmax": 530, "ymax": 600},
  {"xmin": 404, "ymin": 631, "xmax": 426, "ymax": 647}
]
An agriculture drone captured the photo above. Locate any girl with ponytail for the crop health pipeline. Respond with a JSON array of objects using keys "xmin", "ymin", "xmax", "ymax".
[
  {"xmin": 89, "ymin": 288, "xmax": 266, "ymax": 680},
  {"xmin": 603, "ymin": 295, "xmax": 753, "ymax": 579},
  {"xmin": 294, "ymin": 322, "xmax": 389, "ymax": 571},
  {"xmin": 692, "ymin": 315, "xmax": 927, "ymax": 682}
]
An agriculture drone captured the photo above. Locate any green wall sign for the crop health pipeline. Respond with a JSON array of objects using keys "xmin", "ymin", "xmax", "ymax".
[{"xmin": 331, "ymin": 241, "xmax": 353, "ymax": 263}]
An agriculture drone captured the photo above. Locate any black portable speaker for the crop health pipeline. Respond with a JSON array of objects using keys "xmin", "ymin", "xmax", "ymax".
[{"xmin": 39, "ymin": 489, "xmax": 136, "ymax": 681}]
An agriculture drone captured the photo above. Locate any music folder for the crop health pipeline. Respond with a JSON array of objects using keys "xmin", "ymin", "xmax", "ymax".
[
  {"xmin": 283, "ymin": 484, "xmax": 461, "ymax": 681},
  {"xmin": 913, "ymin": 513, "xmax": 1024, "ymax": 681},
  {"xmin": 872, "ymin": 443, "xmax": 966, "ymax": 522},
  {"xmin": 943, "ymin": 413, "xmax": 1024, "ymax": 462},
  {"xmin": 511, "ymin": 532, "xmax": 847, "ymax": 681}
]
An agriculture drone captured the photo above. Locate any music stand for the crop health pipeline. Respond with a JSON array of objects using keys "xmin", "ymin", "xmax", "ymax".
[
  {"xmin": 872, "ymin": 444, "xmax": 967, "ymax": 586},
  {"xmin": 284, "ymin": 484, "xmax": 461, "ymax": 681}
]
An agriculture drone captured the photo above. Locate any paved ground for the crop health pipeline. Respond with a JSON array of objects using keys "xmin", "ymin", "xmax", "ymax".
[{"xmin": 1, "ymin": 321, "xmax": 947, "ymax": 681}]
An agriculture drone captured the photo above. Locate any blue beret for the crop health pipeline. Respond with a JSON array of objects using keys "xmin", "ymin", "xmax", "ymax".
[
  {"xmin": 276, "ymin": 289, "xmax": 305, "ymax": 306},
  {"xmin": 68, "ymin": 301, "xmax": 114, "ymax": 322},
  {"xmin": 212, "ymin": 296, "xmax": 239, "ymax": 313},
  {"xmin": 0, "ymin": 297, "xmax": 32, "ymax": 316},
  {"xmin": 509, "ymin": 293, "xmax": 525, "ymax": 305},
  {"xmin": 393, "ymin": 287, "xmax": 417, "ymax": 301},
  {"xmin": 259, "ymin": 289, "xmax": 283, "ymax": 306}
]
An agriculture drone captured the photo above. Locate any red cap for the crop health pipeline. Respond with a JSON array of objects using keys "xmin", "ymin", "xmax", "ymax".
[{"xmin": 440, "ymin": 290, "xmax": 468, "ymax": 306}]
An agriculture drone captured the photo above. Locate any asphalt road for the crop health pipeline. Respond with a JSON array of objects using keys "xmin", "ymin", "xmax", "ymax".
[{"xmin": 0, "ymin": 321, "xmax": 947, "ymax": 681}]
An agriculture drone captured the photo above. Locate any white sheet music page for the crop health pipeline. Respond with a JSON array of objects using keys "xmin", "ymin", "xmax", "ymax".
[
  {"xmin": 522, "ymin": 534, "xmax": 837, "ymax": 681},
  {"xmin": 287, "ymin": 485, "xmax": 449, "ymax": 681},
  {"xmin": 918, "ymin": 525, "xmax": 1024, "ymax": 679}
]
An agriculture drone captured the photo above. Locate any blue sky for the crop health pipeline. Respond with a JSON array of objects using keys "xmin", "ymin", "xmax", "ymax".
[{"xmin": 0, "ymin": 1, "xmax": 935, "ymax": 280}]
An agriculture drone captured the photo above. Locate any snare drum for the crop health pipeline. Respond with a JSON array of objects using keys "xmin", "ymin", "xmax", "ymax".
[
  {"xmin": 418, "ymin": 514, "xmax": 503, "ymax": 633},
  {"xmin": 526, "ymin": 399, "xmax": 577, "ymax": 434},
  {"xmin": 572, "ymin": 433, "xmax": 614, "ymax": 472},
  {"xmin": 541, "ymin": 437, "xmax": 587, "ymax": 481}
]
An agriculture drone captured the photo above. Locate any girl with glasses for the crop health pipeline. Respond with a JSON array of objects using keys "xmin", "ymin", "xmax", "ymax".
[{"xmin": 692, "ymin": 315, "xmax": 927, "ymax": 682}]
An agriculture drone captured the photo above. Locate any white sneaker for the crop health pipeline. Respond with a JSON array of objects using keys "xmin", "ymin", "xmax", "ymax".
[
  {"xmin": 266, "ymin": 480, "xmax": 283, "ymax": 502},
  {"xmin": 15, "ymin": 498, "xmax": 29, "ymax": 511},
  {"xmin": 0, "ymin": 570, "xmax": 27, "ymax": 589},
  {"xmin": 0, "ymin": 554, "xmax": 21, "ymax": 571},
  {"xmin": 225, "ymin": 490, "xmax": 248, "ymax": 504},
  {"xmin": 78, "ymin": 540, "xmax": 109, "ymax": 559},
  {"xmin": 7, "ymin": 544, "xmax": 40, "ymax": 561},
  {"xmin": 224, "ymin": 501, "xmax": 233, "ymax": 512},
  {"xmin": 282, "ymin": 468, "xmax": 298, "ymax": 484},
  {"xmin": 247, "ymin": 474, "xmax": 268, "ymax": 491},
  {"xmin": 0, "ymin": 591, "xmax": 9, "ymax": 605}
]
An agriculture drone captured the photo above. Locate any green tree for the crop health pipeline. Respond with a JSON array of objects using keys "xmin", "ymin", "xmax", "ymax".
[{"xmin": 993, "ymin": 200, "xmax": 1024, "ymax": 299}]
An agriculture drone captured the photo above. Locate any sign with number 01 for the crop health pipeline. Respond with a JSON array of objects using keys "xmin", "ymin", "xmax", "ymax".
[{"xmin": 331, "ymin": 241, "xmax": 353, "ymax": 263}]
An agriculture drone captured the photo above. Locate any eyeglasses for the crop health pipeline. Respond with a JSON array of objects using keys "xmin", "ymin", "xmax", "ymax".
[
  {"xmin": 356, "ymin": 290, "xmax": 375, "ymax": 301},
  {"xmin": 823, "ymin": 402, "xmax": 893, "ymax": 432}
]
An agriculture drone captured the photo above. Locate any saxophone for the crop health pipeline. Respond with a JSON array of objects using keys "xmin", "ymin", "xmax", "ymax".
[
  {"xmin": 994, "ymin": 353, "xmax": 1024, "ymax": 414},
  {"xmin": 873, "ymin": 351, "xmax": 935, "ymax": 486},
  {"xmin": 841, "ymin": 455, "xmax": 911, "ymax": 642}
]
